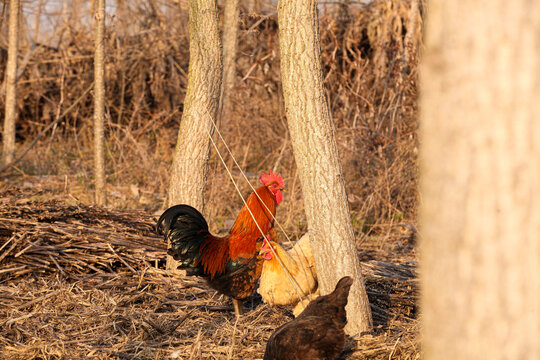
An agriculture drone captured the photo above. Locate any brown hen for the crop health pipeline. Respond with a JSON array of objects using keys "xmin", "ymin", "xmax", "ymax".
[{"xmin": 263, "ymin": 276, "xmax": 353, "ymax": 360}]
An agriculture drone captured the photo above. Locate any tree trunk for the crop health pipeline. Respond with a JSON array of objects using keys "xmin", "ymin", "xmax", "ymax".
[
  {"xmin": 2, "ymin": 0, "xmax": 20, "ymax": 166},
  {"xmin": 420, "ymin": 1, "xmax": 540, "ymax": 358},
  {"xmin": 93, "ymin": 0, "xmax": 106, "ymax": 205},
  {"xmin": 403, "ymin": 0, "xmax": 420, "ymax": 64},
  {"xmin": 220, "ymin": 0, "xmax": 239, "ymax": 122},
  {"xmin": 277, "ymin": 0, "xmax": 373, "ymax": 335},
  {"xmin": 245, "ymin": 0, "xmax": 260, "ymax": 14},
  {"xmin": 167, "ymin": 0, "xmax": 222, "ymax": 269}
]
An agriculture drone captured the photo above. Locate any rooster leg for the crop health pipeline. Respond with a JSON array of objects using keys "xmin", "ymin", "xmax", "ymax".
[{"xmin": 233, "ymin": 299, "xmax": 244, "ymax": 317}]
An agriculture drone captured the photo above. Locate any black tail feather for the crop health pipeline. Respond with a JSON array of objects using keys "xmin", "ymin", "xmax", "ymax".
[
  {"xmin": 157, "ymin": 204, "xmax": 208, "ymax": 235},
  {"xmin": 157, "ymin": 204, "xmax": 210, "ymax": 275}
]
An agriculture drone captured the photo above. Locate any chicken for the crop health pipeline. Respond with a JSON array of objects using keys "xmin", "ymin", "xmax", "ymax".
[
  {"xmin": 263, "ymin": 276, "xmax": 353, "ymax": 360},
  {"xmin": 157, "ymin": 170, "xmax": 284, "ymax": 317},
  {"xmin": 258, "ymin": 233, "xmax": 318, "ymax": 316}
]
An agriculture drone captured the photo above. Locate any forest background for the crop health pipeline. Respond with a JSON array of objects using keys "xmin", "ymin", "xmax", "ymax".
[{"xmin": 0, "ymin": 0, "xmax": 419, "ymax": 234}]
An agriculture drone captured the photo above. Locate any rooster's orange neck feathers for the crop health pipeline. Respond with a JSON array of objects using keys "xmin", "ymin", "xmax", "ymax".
[
  {"xmin": 198, "ymin": 184, "xmax": 278, "ymax": 278},
  {"xmin": 228, "ymin": 185, "xmax": 276, "ymax": 259}
]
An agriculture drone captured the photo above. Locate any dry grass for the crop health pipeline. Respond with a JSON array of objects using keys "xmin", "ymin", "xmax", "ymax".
[
  {"xmin": 0, "ymin": 0, "xmax": 422, "ymax": 358},
  {"xmin": 0, "ymin": 184, "xmax": 418, "ymax": 359}
]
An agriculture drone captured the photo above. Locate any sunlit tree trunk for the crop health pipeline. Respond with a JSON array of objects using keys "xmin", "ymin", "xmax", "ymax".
[
  {"xmin": 420, "ymin": 1, "xmax": 540, "ymax": 358},
  {"xmin": 245, "ymin": 0, "xmax": 260, "ymax": 14},
  {"xmin": 278, "ymin": 0, "xmax": 373, "ymax": 336},
  {"xmin": 2, "ymin": 0, "xmax": 20, "ymax": 166},
  {"xmin": 115, "ymin": 0, "xmax": 129, "ymax": 37},
  {"xmin": 403, "ymin": 0, "xmax": 420, "ymax": 64},
  {"xmin": 220, "ymin": 0, "xmax": 239, "ymax": 122},
  {"xmin": 167, "ymin": 0, "xmax": 222, "ymax": 269},
  {"xmin": 93, "ymin": 0, "xmax": 106, "ymax": 205}
]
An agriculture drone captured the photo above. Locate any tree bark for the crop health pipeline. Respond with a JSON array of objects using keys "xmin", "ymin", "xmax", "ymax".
[
  {"xmin": 245, "ymin": 0, "xmax": 260, "ymax": 14},
  {"xmin": 2, "ymin": 0, "xmax": 20, "ymax": 166},
  {"xmin": 420, "ymin": 1, "xmax": 540, "ymax": 358},
  {"xmin": 167, "ymin": 0, "xmax": 222, "ymax": 269},
  {"xmin": 93, "ymin": 0, "xmax": 106, "ymax": 205},
  {"xmin": 220, "ymin": 0, "xmax": 239, "ymax": 122},
  {"xmin": 277, "ymin": 0, "xmax": 373, "ymax": 335},
  {"xmin": 403, "ymin": 0, "xmax": 420, "ymax": 64}
]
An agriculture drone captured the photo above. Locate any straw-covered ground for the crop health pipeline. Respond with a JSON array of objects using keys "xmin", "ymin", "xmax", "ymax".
[{"xmin": 0, "ymin": 179, "xmax": 418, "ymax": 359}]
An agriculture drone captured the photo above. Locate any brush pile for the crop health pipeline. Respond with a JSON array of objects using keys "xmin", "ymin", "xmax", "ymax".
[{"xmin": 0, "ymin": 195, "xmax": 163, "ymax": 279}]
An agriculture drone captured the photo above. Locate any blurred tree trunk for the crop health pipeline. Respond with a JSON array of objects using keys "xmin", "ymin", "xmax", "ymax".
[
  {"xmin": 2, "ymin": 0, "xmax": 20, "ymax": 166},
  {"xmin": 245, "ymin": 0, "xmax": 260, "ymax": 14},
  {"xmin": 220, "ymin": 0, "xmax": 239, "ymax": 122},
  {"xmin": 278, "ymin": 0, "xmax": 373, "ymax": 336},
  {"xmin": 403, "ymin": 0, "xmax": 420, "ymax": 64},
  {"xmin": 167, "ymin": 0, "xmax": 222, "ymax": 269},
  {"xmin": 116, "ymin": 0, "xmax": 129, "ymax": 37},
  {"xmin": 93, "ymin": 0, "xmax": 106, "ymax": 205},
  {"xmin": 337, "ymin": 0, "xmax": 351, "ymax": 26},
  {"xmin": 420, "ymin": 1, "xmax": 540, "ymax": 359}
]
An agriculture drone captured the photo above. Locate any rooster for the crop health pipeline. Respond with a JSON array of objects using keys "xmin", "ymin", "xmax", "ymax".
[
  {"xmin": 157, "ymin": 170, "xmax": 284, "ymax": 317},
  {"xmin": 258, "ymin": 233, "xmax": 318, "ymax": 316},
  {"xmin": 263, "ymin": 276, "xmax": 353, "ymax": 360}
]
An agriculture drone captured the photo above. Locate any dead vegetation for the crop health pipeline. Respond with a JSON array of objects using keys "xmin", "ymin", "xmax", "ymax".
[
  {"xmin": 0, "ymin": 184, "xmax": 418, "ymax": 359},
  {"xmin": 0, "ymin": 0, "xmax": 421, "ymax": 358},
  {"xmin": 0, "ymin": 0, "xmax": 420, "ymax": 228}
]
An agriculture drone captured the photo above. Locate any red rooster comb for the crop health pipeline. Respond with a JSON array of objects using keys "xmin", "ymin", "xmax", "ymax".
[{"xmin": 259, "ymin": 170, "xmax": 285, "ymax": 188}]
